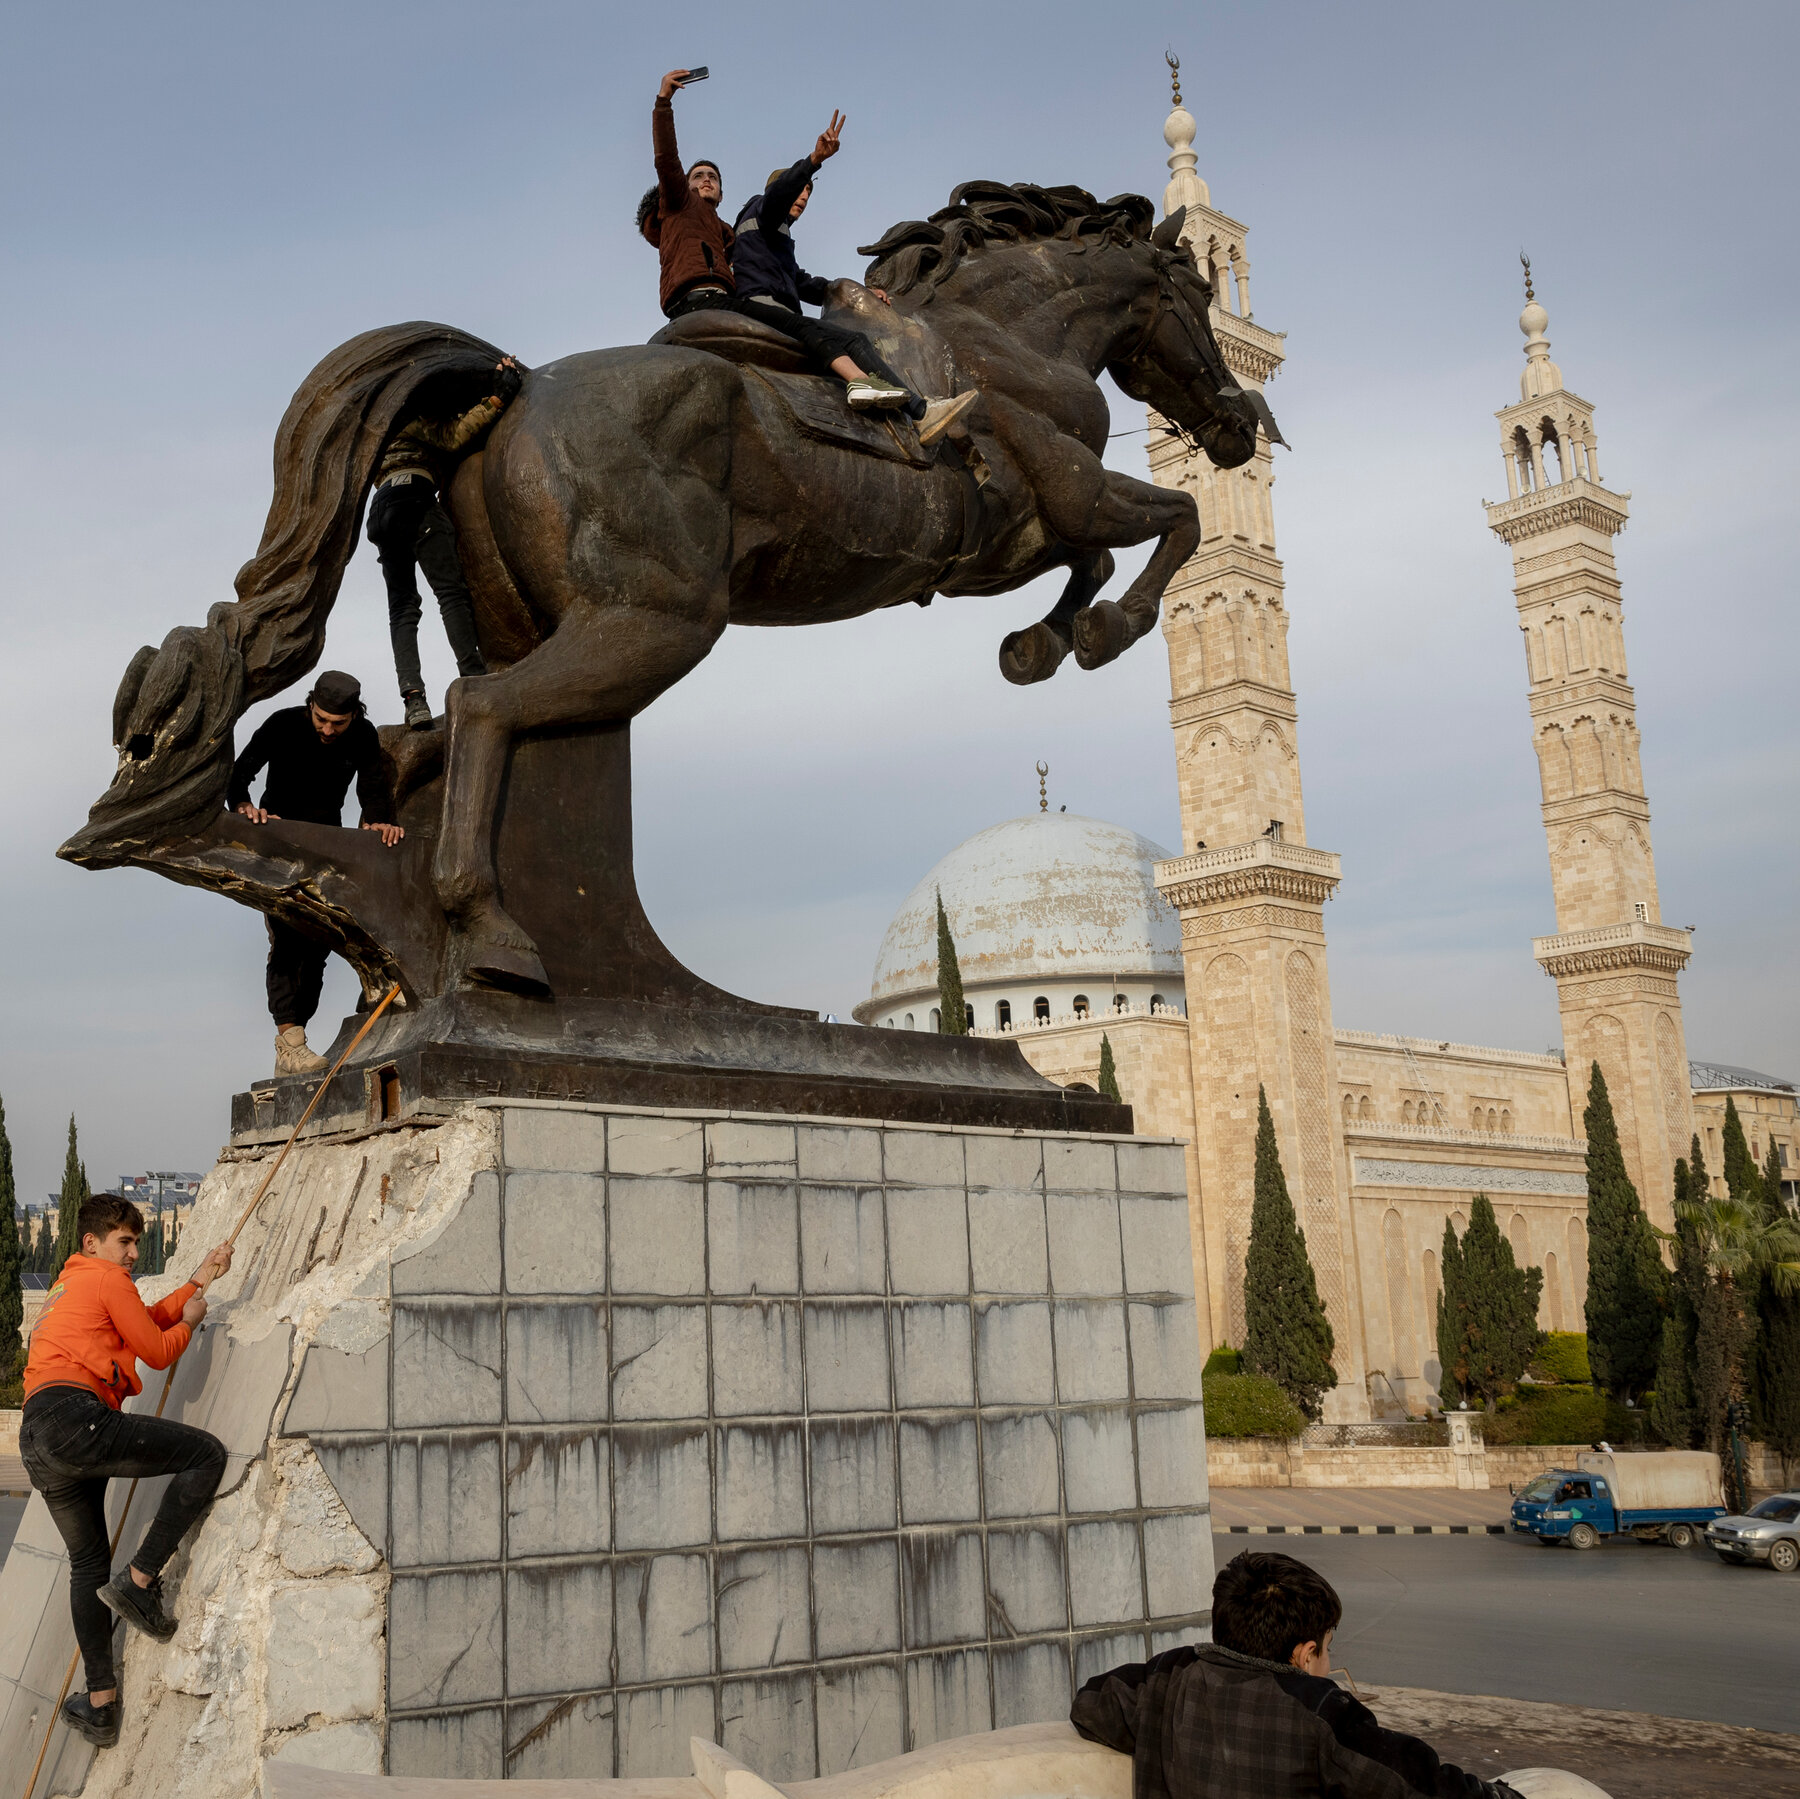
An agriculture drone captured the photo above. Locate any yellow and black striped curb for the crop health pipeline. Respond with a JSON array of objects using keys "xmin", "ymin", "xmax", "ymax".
[{"xmin": 1218, "ymin": 1522, "xmax": 1508, "ymax": 1535}]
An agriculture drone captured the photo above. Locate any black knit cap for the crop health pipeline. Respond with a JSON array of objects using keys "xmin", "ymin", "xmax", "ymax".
[{"xmin": 308, "ymin": 670, "xmax": 363, "ymax": 716}]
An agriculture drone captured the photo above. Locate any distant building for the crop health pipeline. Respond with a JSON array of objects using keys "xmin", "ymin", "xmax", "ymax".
[{"xmin": 1690, "ymin": 1064, "xmax": 1798, "ymax": 1204}]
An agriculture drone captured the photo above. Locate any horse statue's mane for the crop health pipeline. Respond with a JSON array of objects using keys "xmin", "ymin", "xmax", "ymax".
[{"xmin": 860, "ymin": 181, "xmax": 1157, "ymax": 298}]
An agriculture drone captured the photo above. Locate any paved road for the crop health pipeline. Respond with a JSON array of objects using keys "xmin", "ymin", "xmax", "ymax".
[
  {"xmin": 1265, "ymin": 1531, "xmax": 1796, "ymax": 1735},
  {"xmin": 0, "ymin": 1494, "xmax": 26, "ymax": 1561}
]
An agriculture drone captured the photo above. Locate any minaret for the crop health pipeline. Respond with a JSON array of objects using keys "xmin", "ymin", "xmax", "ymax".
[
  {"xmin": 1485, "ymin": 264, "xmax": 1694, "ymax": 1222},
  {"xmin": 1149, "ymin": 63, "xmax": 1369, "ymax": 1419}
]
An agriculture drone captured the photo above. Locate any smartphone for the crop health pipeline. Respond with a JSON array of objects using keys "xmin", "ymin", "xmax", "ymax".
[{"xmin": 676, "ymin": 66, "xmax": 710, "ymax": 85}]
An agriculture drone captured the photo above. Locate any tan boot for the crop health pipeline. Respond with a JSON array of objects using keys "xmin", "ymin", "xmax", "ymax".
[
  {"xmin": 274, "ymin": 1026, "xmax": 329, "ymax": 1076},
  {"xmin": 917, "ymin": 389, "xmax": 980, "ymax": 446}
]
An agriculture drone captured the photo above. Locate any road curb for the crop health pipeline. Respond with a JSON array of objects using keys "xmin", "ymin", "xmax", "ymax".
[{"xmin": 1217, "ymin": 1522, "xmax": 1509, "ymax": 1535}]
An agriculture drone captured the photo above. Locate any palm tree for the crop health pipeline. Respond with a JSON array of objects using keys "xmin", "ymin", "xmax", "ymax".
[{"xmin": 1662, "ymin": 1186, "xmax": 1800, "ymax": 1506}]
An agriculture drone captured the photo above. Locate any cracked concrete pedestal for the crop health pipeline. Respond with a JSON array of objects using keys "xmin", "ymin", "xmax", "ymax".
[{"xmin": 0, "ymin": 1099, "xmax": 1212, "ymax": 1793}]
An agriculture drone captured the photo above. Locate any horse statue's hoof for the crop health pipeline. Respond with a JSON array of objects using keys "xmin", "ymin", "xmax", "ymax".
[
  {"xmin": 462, "ymin": 936, "xmax": 552, "ymax": 997},
  {"xmin": 999, "ymin": 622, "xmax": 1072, "ymax": 686},
  {"xmin": 1072, "ymin": 599, "xmax": 1132, "ymax": 670}
]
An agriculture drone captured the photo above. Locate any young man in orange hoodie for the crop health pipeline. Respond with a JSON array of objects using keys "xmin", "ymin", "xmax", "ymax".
[{"xmin": 20, "ymin": 1195, "xmax": 235, "ymax": 1746}]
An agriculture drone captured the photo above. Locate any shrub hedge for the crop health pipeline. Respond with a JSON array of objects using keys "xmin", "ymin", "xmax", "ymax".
[
  {"xmin": 1483, "ymin": 1383, "xmax": 1658, "ymax": 1446},
  {"xmin": 1203, "ymin": 1370, "xmax": 1306, "ymax": 1439},
  {"xmin": 1528, "ymin": 1331, "xmax": 1593, "ymax": 1385},
  {"xmin": 1202, "ymin": 1345, "xmax": 1244, "ymax": 1376}
]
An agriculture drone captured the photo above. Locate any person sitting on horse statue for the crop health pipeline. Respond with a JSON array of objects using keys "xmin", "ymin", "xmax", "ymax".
[
  {"xmin": 366, "ymin": 355, "xmax": 521, "ymax": 730},
  {"xmin": 640, "ymin": 71, "xmax": 974, "ymax": 444}
]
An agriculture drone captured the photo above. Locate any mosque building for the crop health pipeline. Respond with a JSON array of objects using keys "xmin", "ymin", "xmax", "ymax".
[{"xmin": 855, "ymin": 79, "xmax": 1795, "ymax": 1421}]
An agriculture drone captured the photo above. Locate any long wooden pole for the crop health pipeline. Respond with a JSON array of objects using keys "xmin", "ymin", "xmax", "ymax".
[{"xmin": 19, "ymin": 984, "xmax": 402, "ymax": 1799}]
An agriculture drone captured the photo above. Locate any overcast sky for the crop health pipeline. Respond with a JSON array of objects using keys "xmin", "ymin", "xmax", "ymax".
[{"xmin": 3, "ymin": 2, "xmax": 1795, "ymax": 1205}]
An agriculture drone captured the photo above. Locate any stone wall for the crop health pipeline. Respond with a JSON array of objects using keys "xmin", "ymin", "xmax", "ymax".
[{"xmin": 0, "ymin": 1101, "xmax": 1211, "ymax": 1794}]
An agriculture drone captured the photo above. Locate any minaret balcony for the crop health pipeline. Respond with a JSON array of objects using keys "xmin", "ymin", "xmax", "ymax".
[
  {"xmin": 1532, "ymin": 919, "xmax": 1693, "ymax": 978},
  {"xmin": 1485, "ymin": 475, "xmax": 1630, "ymax": 543},
  {"xmin": 1155, "ymin": 837, "xmax": 1341, "ymax": 910}
]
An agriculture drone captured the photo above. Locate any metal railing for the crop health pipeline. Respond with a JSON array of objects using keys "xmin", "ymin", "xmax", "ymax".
[{"xmin": 1299, "ymin": 1420, "xmax": 1451, "ymax": 1449}]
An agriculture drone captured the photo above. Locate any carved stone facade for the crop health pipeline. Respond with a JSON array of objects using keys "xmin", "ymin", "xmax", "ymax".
[
  {"xmin": 1486, "ymin": 282, "xmax": 1695, "ymax": 1224},
  {"xmin": 1144, "ymin": 101, "xmax": 1369, "ymax": 1422}
]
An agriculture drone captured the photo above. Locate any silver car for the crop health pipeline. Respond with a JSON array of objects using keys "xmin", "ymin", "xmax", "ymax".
[{"xmin": 1706, "ymin": 1491, "xmax": 1800, "ymax": 1571}]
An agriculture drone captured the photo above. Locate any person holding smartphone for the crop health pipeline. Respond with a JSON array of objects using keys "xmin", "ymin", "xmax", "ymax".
[{"xmin": 639, "ymin": 68, "xmax": 737, "ymax": 316}]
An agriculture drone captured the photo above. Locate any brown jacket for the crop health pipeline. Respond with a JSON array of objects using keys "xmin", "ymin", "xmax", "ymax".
[
  {"xmin": 374, "ymin": 394, "xmax": 504, "ymax": 489},
  {"xmin": 643, "ymin": 96, "xmax": 734, "ymax": 313}
]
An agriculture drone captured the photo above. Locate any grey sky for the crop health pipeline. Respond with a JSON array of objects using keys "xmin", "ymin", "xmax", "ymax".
[{"xmin": 3, "ymin": 2, "xmax": 1795, "ymax": 1205}]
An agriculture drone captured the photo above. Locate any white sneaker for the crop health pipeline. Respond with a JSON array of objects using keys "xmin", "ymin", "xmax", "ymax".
[
  {"xmin": 275, "ymin": 1026, "xmax": 329, "ymax": 1076},
  {"xmin": 917, "ymin": 390, "xmax": 980, "ymax": 445}
]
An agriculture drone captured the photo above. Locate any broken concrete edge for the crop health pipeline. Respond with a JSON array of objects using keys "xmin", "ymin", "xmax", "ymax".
[
  {"xmin": 259, "ymin": 1721, "xmax": 1132, "ymax": 1799},
  {"xmin": 256, "ymin": 1722, "xmax": 1622, "ymax": 1799}
]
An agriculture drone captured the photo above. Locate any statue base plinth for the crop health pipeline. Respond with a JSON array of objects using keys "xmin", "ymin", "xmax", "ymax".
[{"xmin": 231, "ymin": 991, "xmax": 1131, "ymax": 1144}]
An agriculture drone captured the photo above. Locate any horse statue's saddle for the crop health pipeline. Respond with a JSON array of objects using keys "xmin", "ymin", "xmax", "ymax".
[
  {"xmin": 650, "ymin": 307, "xmax": 937, "ymax": 470},
  {"xmin": 649, "ymin": 310, "xmax": 811, "ymax": 376}
]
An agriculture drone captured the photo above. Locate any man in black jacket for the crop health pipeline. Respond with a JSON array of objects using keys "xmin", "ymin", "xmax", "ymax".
[
  {"xmin": 1073, "ymin": 1552, "xmax": 1527, "ymax": 1799},
  {"xmin": 226, "ymin": 671, "xmax": 402, "ymax": 1075}
]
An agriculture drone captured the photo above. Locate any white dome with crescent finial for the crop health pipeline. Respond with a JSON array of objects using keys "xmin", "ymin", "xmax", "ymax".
[{"xmin": 853, "ymin": 812, "xmax": 1184, "ymax": 1029}]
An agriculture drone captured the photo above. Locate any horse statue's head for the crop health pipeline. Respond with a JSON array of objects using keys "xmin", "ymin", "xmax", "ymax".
[{"xmin": 862, "ymin": 184, "xmax": 1271, "ymax": 470}]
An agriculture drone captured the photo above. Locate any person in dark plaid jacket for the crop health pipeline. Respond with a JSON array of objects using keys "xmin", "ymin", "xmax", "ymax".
[{"xmin": 1073, "ymin": 1552, "xmax": 1524, "ymax": 1799}]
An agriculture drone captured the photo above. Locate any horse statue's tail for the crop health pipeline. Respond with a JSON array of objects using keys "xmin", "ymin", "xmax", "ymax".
[{"xmin": 60, "ymin": 322, "xmax": 506, "ymax": 866}]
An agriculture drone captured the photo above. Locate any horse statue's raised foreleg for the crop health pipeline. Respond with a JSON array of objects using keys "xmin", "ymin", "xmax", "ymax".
[
  {"xmin": 986, "ymin": 398, "xmax": 1201, "ymax": 677},
  {"xmin": 998, "ymin": 550, "xmax": 1115, "ymax": 686}
]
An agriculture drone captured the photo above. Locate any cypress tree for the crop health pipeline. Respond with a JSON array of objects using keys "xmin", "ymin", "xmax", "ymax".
[
  {"xmin": 0, "ymin": 1096, "xmax": 21, "ymax": 1401},
  {"xmin": 1097, "ymin": 1034, "xmax": 1121, "ymax": 1104},
  {"xmin": 1440, "ymin": 1197, "xmax": 1543, "ymax": 1409},
  {"xmin": 1750, "ymin": 1137, "xmax": 1800, "ymax": 1472},
  {"xmin": 934, "ymin": 890, "xmax": 968, "ymax": 1036},
  {"xmin": 1435, "ymin": 1216, "xmax": 1470, "ymax": 1408},
  {"xmin": 54, "ymin": 1115, "xmax": 88, "ymax": 1272},
  {"xmin": 1241, "ymin": 1086, "xmax": 1336, "ymax": 1419},
  {"xmin": 1581, "ymin": 1063, "xmax": 1665, "ymax": 1398},
  {"xmin": 1720, "ymin": 1097, "xmax": 1759, "ymax": 1204},
  {"xmin": 1650, "ymin": 1154, "xmax": 1703, "ymax": 1449}
]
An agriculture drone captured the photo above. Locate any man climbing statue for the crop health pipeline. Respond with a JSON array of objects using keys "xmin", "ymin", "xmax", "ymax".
[
  {"xmin": 225, "ymin": 670, "xmax": 403, "ymax": 1074},
  {"xmin": 365, "ymin": 355, "xmax": 521, "ymax": 729},
  {"xmin": 19, "ymin": 1196, "xmax": 235, "ymax": 1748}
]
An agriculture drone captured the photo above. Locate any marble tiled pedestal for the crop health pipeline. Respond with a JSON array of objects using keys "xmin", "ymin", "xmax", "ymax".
[{"xmin": 286, "ymin": 1103, "xmax": 1212, "ymax": 1781}]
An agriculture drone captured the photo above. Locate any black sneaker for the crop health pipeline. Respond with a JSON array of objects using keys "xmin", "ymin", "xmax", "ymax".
[
  {"xmin": 62, "ymin": 1692, "xmax": 120, "ymax": 1747},
  {"xmin": 97, "ymin": 1570, "xmax": 176, "ymax": 1642},
  {"xmin": 402, "ymin": 690, "xmax": 433, "ymax": 731}
]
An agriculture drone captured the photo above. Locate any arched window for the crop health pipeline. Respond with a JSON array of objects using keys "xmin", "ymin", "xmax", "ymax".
[
  {"xmin": 1343, "ymin": 1094, "xmax": 1355, "ymax": 1124},
  {"xmin": 995, "ymin": 1000, "xmax": 1011, "ymax": 1028},
  {"xmin": 1073, "ymin": 995, "xmax": 1090, "ymax": 1018},
  {"xmin": 1402, "ymin": 1101, "xmax": 1414, "ymax": 1125},
  {"xmin": 965, "ymin": 1004, "xmax": 975, "ymax": 1031},
  {"xmin": 1150, "ymin": 993, "xmax": 1166, "ymax": 1012},
  {"xmin": 1472, "ymin": 1105, "xmax": 1483, "ymax": 1131},
  {"xmin": 883, "ymin": 1018, "xmax": 894, "ymax": 1029},
  {"xmin": 1113, "ymin": 994, "xmax": 1128, "ymax": 1014},
  {"xmin": 1358, "ymin": 1095, "xmax": 1372, "ymax": 1121},
  {"xmin": 1488, "ymin": 1107, "xmax": 1499, "ymax": 1133},
  {"xmin": 1033, "ymin": 996, "xmax": 1050, "ymax": 1023},
  {"xmin": 904, "ymin": 1013, "xmax": 915, "ymax": 1030},
  {"xmin": 930, "ymin": 1008, "xmax": 941, "ymax": 1032},
  {"xmin": 1501, "ymin": 1110, "xmax": 1512, "ymax": 1135}
]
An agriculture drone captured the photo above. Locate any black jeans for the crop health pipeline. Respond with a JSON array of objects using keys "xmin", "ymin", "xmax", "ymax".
[
  {"xmin": 667, "ymin": 288, "xmax": 919, "ymax": 409},
  {"xmin": 267, "ymin": 917, "xmax": 331, "ymax": 1028},
  {"xmin": 366, "ymin": 477, "xmax": 486, "ymax": 698},
  {"xmin": 20, "ymin": 1385, "xmax": 227, "ymax": 1691}
]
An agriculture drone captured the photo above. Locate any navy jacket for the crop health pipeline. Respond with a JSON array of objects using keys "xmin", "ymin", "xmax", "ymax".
[{"xmin": 731, "ymin": 156, "xmax": 830, "ymax": 312}]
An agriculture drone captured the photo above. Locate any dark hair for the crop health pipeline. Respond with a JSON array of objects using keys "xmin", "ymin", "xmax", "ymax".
[
  {"xmin": 1211, "ymin": 1551, "xmax": 1342, "ymax": 1664},
  {"xmin": 636, "ymin": 186, "xmax": 660, "ymax": 240},
  {"xmin": 689, "ymin": 159, "xmax": 721, "ymax": 182},
  {"xmin": 79, "ymin": 1194, "xmax": 145, "ymax": 1248}
]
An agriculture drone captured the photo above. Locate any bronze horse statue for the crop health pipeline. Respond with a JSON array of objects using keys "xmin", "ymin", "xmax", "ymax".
[{"xmin": 64, "ymin": 181, "xmax": 1271, "ymax": 1003}]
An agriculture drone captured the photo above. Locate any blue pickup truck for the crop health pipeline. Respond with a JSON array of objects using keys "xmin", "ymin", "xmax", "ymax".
[{"xmin": 1508, "ymin": 1450, "xmax": 1725, "ymax": 1550}]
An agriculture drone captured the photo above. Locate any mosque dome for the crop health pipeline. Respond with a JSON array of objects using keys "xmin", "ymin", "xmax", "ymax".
[{"xmin": 853, "ymin": 812, "xmax": 1185, "ymax": 1030}]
